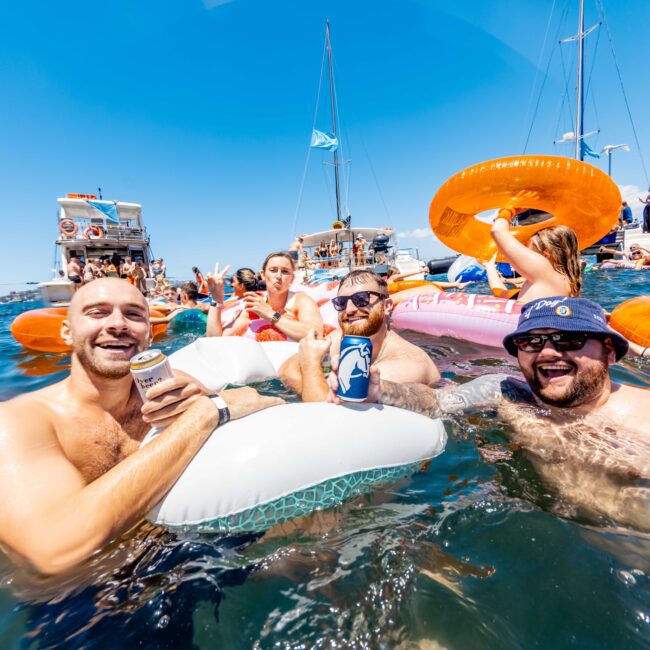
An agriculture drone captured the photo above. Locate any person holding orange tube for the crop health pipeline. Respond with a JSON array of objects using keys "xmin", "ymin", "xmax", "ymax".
[{"xmin": 488, "ymin": 211, "xmax": 582, "ymax": 304}]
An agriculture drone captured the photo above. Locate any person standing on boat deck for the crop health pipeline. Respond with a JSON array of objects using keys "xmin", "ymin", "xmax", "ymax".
[
  {"xmin": 192, "ymin": 267, "xmax": 209, "ymax": 294},
  {"xmin": 0, "ymin": 278, "xmax": 282, "ymax": 574},
  {"xmin": 326, "ymin": 296, "xmax": 649, "ymax": 532},
  {"xmin": 279, "ymin": 269, "xmax": 440, "ymax": 401},
  {"xmin": 206, "ymin": 252, "xmax": 323, "ymax": 340},
  {"xmin": 488, "ymin": 217, "xmax": 581, "ymax": 303},
  {"xmin": 353, "ymin": 233, "xmax": 367, "ymax": 266},
  {"xmin": 66, "ymin": 255, "xmax": 83, "ymax": 287},
  {"xmin": 288, "ymin": 236, "xmax": 304, "ymax": 265},
  {"xmin": 640, "ymin": 190, "xmax": 650, "ymax": 233}
]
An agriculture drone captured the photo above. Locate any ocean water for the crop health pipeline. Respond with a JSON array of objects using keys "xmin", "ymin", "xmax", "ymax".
[{"xmin": 0, "ymin": 270, "xmax": 648, "ymax": 649}]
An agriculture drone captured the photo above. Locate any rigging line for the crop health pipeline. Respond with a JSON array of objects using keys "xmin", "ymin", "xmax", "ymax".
[
  {"xmin": 521, "ymin": 0, "xmax": 557, "ymax": 145},
  {"xmin": 360, "ymin": 135, "xmax": 393, "ymax": 228},
  {"xmin": 585, "ymin": 27, "xmax": 601, "ymax": 134},
  {"xmin": 290, "ymin": 36, "xmax": 328, "ymax": 238},
  {"xmin": 330, "ymin": 55, "xmax": 350, "ymax": 216},
  {"xmin": 596, "ymin": 0, "xmax": 649, "ymax": 185},
  {"xmin": 558, "ymin": 40, "xmax": 575, "ymax": 131},
  {"xmin": 523, "ymin": 0, "xmax": 568, "ymax": 153}
]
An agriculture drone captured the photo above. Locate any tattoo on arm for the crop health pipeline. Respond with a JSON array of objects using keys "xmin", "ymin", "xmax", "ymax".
[{"xmin": 379, "ymin": 374, "xmax": 523, "ymax": 417}]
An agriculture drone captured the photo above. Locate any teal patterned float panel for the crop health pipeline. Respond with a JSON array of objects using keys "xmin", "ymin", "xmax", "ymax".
[{"xmin": 173, "ymin": 462, "xmax": 424, "ymax": 533}]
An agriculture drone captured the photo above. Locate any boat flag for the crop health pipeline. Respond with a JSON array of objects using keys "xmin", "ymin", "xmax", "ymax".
[
  {"xmin": 87, "ymin": 200, "xmax": 120, "ymax": 224},
  {"xmin": 580, "ymin": 141, "xmax": 600, "ymax": 159},
  {"xmin": 311, "ymin": 129, "xmax": 339, "ymax": 152}
]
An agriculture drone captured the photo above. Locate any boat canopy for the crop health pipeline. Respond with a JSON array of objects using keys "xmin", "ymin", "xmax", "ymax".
[
  {"xmin": 57, "ymin": 198, "xmax": 143, "ymax": 226},
  {"xmin": 301, "ymin": 227, "xmax": 394, "ymax": 248}
]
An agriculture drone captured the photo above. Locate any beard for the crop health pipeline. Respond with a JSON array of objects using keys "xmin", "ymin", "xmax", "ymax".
[
  {"xmin": 340, "ymin": 305, "xmax": 385, "ymax": 337},
  {"xmin": 522, "ymin": 355, "xmax": 610, "ymax": 408},
  {"xmin": 75, "ymin": 339, "xmax": 145, "ymax": 379}
]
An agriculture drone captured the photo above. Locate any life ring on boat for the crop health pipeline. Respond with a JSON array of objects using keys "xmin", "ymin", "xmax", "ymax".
[
  {"xmin": 145, "ymin": 337, "xmax": 447, "ymax": 532},
  {"xmin": 392, "ymin": 292, "xmax": 521, "ymax": 349},
  {"xmin": 609, "ymin": 296, "xmax": 650, "ymax": 347},
  {"xmin": 429, "ymin": 155, "xmax": 621, "ymax": 261},
  {"xmin": 84, "ymin": 226, "xmax": 104, "ymax": 239},
  {"xmin": 332, "ymin": 220, "xmax": 345, "ymax": 229},
  {"xmin": 59, "ymin": 219, "xmax": 78, "ymax": 238},
  {"xmin": 10, "ymin": 308, "xmax": 168, "ymax": 353}
]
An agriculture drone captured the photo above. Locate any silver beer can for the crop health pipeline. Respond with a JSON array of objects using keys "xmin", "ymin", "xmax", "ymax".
[{"xmin": 130, "ymin": 349, "xmax": 173, "ymax": 401}]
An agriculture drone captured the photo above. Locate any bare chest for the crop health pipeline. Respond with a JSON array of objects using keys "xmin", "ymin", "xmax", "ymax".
[{"xmin": 56, "ymin": 409, "xmax": 148, "ymax": 483}]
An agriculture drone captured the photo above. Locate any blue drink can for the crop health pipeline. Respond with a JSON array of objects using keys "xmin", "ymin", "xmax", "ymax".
[{"xmin": 336, "ymin": 335, "xmax": 373, "ymax": 402}]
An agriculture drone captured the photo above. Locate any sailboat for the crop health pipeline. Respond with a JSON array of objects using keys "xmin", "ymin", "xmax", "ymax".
[{"xmin": 293, "ymin": 21, "xmax": 427, "ymax": 281}]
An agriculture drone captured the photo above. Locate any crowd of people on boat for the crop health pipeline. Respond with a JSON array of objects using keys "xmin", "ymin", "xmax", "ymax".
[{"xmin": 0, "ymin": 214, "xmax": 647, "ymax": 575}]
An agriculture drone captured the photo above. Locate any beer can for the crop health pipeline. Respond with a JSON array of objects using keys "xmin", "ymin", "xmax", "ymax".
[
  {"xmin": 336, "ymin": 335, "xmax": 373, "ymax": 402},
  {"xmin": 130, "ymin": 349, "xmax": 173, "ymax": 401}
]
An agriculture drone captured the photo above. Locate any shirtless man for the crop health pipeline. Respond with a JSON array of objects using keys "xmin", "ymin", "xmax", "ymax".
[
  {"xmin": 328, "ymin": 297, "xmax": 649, "ymax": 531},
  {"xmin": 598, "ymin": 243, "xmax": 650, "ymax": 270},
  {"xmin": 180, "ymin": 281, "xmax": 209, "ymax": 313},
  {"xmin": 279, "ymin": 270, "xmax": 440, "ymax": 401},
  {"xmin": 66, "ymin": 255, "xmax": 83, "ymax": 287},
  {"xmin": 0, "ymin": 278, "xmax": 281, "ymax": 574}
]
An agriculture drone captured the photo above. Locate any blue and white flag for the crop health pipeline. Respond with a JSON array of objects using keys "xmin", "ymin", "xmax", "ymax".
[
  {"xmin": 311, "ymin": 129, "xmax": 339, "ymax": 152},
  {"xmin": 580, "ymin": 141, "xmax": 600, "ymax": 159},
  {"xmin": 87, "ymin": 200, "xmax": 120, "ymax": 224}
]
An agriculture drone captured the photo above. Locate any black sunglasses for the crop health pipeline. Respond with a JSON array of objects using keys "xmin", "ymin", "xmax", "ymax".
[
  {"xmin": 332, "ymin": 290, "xmax": 386, "ymax": 312},
  {"xmin": 512, "ymin": 331, "xmax": 602, "ymax": 353}
]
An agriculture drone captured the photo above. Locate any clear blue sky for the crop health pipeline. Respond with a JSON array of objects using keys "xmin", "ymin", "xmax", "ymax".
[{"xmin": 1, "ymin": 0, "xmax": 648, "ymax": 290}]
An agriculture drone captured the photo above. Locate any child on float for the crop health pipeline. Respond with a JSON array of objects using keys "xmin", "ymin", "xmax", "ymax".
[{"xmin": 486, "ymin": 212, "xmax": 582, "ymax": 303}]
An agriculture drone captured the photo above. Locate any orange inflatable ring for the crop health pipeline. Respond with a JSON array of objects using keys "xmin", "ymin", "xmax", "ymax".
[
  {"xmin": 609, "ymin": 296, "xmax": 650, "ymax": 347},
  {"xmin": 429, "ymin": 155, "xmax": 621, "ymax": 261},
  {"xmin": 388, "ymin": 279, "xmax": 442, "ymax": 295},
  {"xmin": 84, "ymin": 226, "xmax": 104, "ymax": 239},
  {"xmin": 11, "ymin": 308, "xmax": 168, "ymax": 353},
  {"xmin": 59, "ymin": 219, "xmax": 78, "ymax": 238}
]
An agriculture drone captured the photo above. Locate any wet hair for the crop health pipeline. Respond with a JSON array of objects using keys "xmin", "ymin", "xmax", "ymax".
[
  {"xmin": 339, "ymin": 269, "xmax": 389, "ymax": 297},
  {"xmin": 181, "ymin": 281, "xmax": 199, "ymax": 300},
  {"xmin": 262, "ymin": 251, "xmax": 296, "ymax": 271},
  {"xmin": 234, "ymin": 267, "xmax": 259, "ymax": 291},
  {"xmin": 529, "ymin": 225, "xmax": 581, "ymax": 297}
]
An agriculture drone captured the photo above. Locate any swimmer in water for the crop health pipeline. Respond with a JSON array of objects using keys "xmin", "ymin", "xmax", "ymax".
[
  {"xmin": 0, "ymin": 278, "xmax": 282, "ymax": 574},
  {"xmin": 279, "ymin": 270, "xmax": 440, "ymax": 401},
  {"xmin": 488, "ymin": 217, "xmax": 582, "ymax": 303},
  {"xmin": 206, "ymin": 252, "xmax": 323, "ymax": 340},
  {"xmin": 328, "ymin": 297, "xmax": 649, "ymax": 531}
]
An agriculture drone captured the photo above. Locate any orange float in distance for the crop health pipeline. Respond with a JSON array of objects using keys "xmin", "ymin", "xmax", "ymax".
[
  {"xmin": 11, "ymin": 308, "xmax": 168, "ymax": 353},
  {"xmin": 387, "ymin": 279, "xmax": 442, "ymax": 295},
  {"xmin": 429, "ymin": 155, "xmax": 621, "ymax": 261},
  {"xmin": 609, "ymin": 296, "xmax": 650, "ymax": 347}
]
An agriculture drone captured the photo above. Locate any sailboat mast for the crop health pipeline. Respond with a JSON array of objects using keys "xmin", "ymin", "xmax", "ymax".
[
  {"xmin": 574, "ymin": 0, "xmax": 585, "ymax": 160},
  {"xmin": 326, "ymin": 20, "xmax": 342, "ymax": 221}
]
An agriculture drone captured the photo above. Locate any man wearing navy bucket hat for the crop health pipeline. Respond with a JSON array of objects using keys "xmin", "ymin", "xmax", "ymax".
[{"xmin": 330, "ymin": 296, "xmax": 649, "ymax": 530}]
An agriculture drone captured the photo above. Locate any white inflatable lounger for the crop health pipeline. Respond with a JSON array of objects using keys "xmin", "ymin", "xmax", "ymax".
[{"xmin": 145, "ymin": 337, "xmax": 447, "ymax": 533}]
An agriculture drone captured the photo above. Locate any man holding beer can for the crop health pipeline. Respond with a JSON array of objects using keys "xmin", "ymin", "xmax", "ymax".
[
  {"xmin": 0, "ymin": 278, "xmax": 282, "ymax": 574},
  {"xmin": 279, "ymin": 269, "xmax": 440, "ymax": 402}
]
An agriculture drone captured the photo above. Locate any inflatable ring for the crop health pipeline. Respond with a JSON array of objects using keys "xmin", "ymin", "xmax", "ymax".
[
  {"xmin": 11, "ymin": 308, "xmax": 168, "ymax": 353},
  {"xmin": 59, "ymin": 219, "xmax": 78, "ymax": 238},
  {"xmin": 609, "ymin": 296, "xmax": 650, "ymax": 347},
  {"xmin": 84, "ymin": 226, "xmax": 104, "ymax": 239},
  {"xmin": 429, "ymin": 155, "xmax": 621, "ymax": 261},
  {"xmin": 146, "ymin": 337, "xmax": 447, "ymax": 532},
  {"xmin": 388, "ymin": 279, "xmax": 442, "ymax": 295},
  {"xmin": 332, "ymin": 220, "xmax": 345, "ymax": 229}
]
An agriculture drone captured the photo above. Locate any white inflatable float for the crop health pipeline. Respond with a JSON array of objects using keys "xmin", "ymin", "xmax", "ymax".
[{"xmin": 145, "ymin": 337, "xmax": 447, "ymax": 532}]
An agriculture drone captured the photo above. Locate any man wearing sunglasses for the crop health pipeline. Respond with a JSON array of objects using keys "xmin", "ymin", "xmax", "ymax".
[
  {"xmin": 279, "ymin": 270, "xmax": 440, "ymax": 401},
  {"xmin": 328, "ymin": 297, "xmax": 649, "ymax": 530}
]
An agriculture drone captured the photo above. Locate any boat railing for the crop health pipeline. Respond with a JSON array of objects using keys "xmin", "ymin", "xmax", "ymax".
[{"xmin": 57, "ymin": 218, "xmax": 148, "ymax": 242}]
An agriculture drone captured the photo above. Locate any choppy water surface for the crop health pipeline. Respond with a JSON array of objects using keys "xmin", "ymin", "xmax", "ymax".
[{"xmin": 0, "ymin": 270, "xmax": 648, "ymax": 648}]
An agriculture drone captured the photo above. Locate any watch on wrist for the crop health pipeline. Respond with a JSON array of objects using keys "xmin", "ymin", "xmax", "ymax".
[
  {"xmin": 210, "ymin": 300, "xmax": 223, "ymax": 308},
  {"xmin": 207, "ymin": 393, "xmax": 230, "ymax": 425},
  {"xmin": 270, "ymin": 311, "xmax": 282, "ymax": 325}
]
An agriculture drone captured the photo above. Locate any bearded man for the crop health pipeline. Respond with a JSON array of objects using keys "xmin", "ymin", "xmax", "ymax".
[
  {"xmin": 279, "ymin": 269, "xmax": 440, "ymax": 401},
  {"xmin": 328, "ymin": 297, "xmax": 649, "ymax": 531},
  {"xmin": 0, "ymin": 278, "xmax": 282, "ymax": 574}
]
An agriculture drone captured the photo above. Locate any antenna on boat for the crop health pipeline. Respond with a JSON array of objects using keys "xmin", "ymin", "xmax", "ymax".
[
  {"xmin": 326, "ymin": 20, "xmax": 342, "ymax": 224},
  {"xmin": 97, "ymin": 187, "xmax": 103, "ymax": 200}
]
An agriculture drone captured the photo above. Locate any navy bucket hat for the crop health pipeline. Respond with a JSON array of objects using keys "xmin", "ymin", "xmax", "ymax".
[{"xmin": 503, "ymin": 297, "xmax": 629, "ymax": 360}]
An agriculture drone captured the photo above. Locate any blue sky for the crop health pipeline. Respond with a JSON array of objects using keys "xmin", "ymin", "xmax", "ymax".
[{"xmin": 1, "ymin": 0, "xmax": 648, "ymax": 291}]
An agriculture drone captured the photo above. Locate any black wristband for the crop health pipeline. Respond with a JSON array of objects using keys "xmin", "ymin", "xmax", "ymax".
[{"xmin": 207, "ymin": 393, "xmax": 230, "ymax": 425}]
